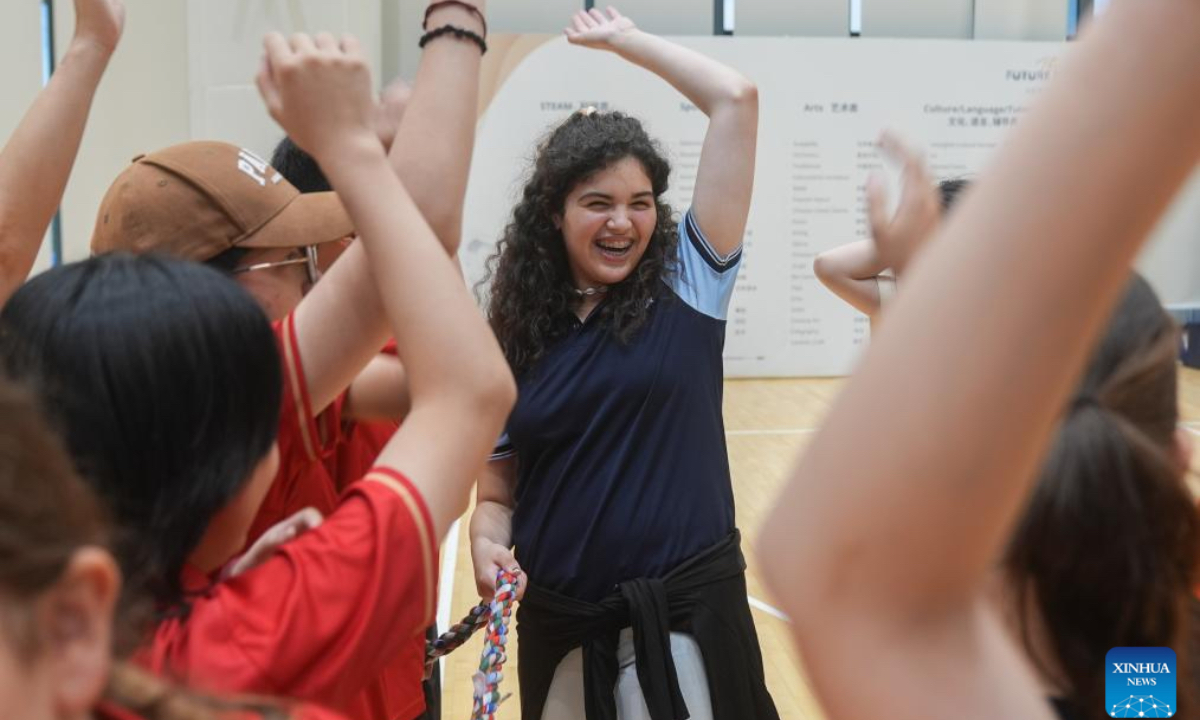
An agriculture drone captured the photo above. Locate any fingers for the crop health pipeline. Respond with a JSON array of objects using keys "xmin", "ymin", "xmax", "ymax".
[
  {"xmin": 314, "ymin": 32, "xmax": 339, "ymax": 52},
  {"xmin": 289, "ymin": 507, "xmax": 325, "ymax": 533},
  {"xmin": 256, "ymin": 54, "xmax": 282, "ymax": 117},
  {"xmin": 587, "ymin": 8, "xmax": 607, "ymax": 25},
  {"xmin": 340, "ymin": 33, "xmax": 363, "ymax": 57},
  {"xmin": 263, "ymin": 31, "xmax": 292, "ymax": 66},
  {"xmin": 878, "ymin": 131, "xmax": 932, "ymax": 203},
  {"xmin": 289, "ymin": 32, "xmax": 317, "ymax": 54},
  {"xmin": 865, "ymin": 171, "xmax": 891, "ymax": 242},
  {"xmin": 606, "ymin": 6, "xmax": 623, "ymax": 22}
]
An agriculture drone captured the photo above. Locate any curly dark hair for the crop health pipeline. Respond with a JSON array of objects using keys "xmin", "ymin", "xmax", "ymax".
[{"xmin": 480, "ymin": 111, "xmax": 679, "ymax": 376}]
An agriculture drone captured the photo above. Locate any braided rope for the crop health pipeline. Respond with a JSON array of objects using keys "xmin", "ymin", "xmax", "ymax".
[
  {"xmin": 424, "ymin": 603, "xmax": 490, "ymax": 678},
  {"xmin": 471, "ymin": 570, "xmax": 517, "ymax": 719}
]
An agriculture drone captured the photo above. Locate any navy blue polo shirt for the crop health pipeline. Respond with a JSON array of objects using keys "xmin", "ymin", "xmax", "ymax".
[{"xmin": 494, "ymin": 209, "xmax": 741, "ymax": 601}]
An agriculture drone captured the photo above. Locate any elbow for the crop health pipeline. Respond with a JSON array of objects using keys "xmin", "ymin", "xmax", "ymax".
[
  {"xmin": 730, "ymin": 78, "xmax": 758, "ymax": 109},
  {"xmin": 710, "ymin": 77, "xmax": 758, "ymax": 119},
  {"xmin": 812, "ymin": 252, "xmax": 832, "ymax": 284},
  {"xmin": 470, "ymin": 360, "xmax": 517, "ymax": 423}
]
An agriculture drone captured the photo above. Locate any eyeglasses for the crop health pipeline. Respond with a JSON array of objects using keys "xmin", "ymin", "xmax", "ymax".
[{"xmin": 231, "ymin": 246, "xmax": 322, "ymax": 286}]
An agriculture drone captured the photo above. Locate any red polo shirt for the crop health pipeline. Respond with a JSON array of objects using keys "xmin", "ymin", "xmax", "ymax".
[
  {"xmin": 96, "ymin": 697, "xmax": 348, "ymax": 720},
  {"xmin": 138, "ymin": 469, "xmax": 436, "ymax": 720},
  {"xmin": 246, "ymin": 312, "xmax": 344, "ymax": 545},
  {"xmin": 320, "ymin": 340, "xmax": 424, "ymax": 720}
]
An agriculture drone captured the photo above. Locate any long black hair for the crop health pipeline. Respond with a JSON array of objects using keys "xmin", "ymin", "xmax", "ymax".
[
  {"xmin": 0, "ymin": 253, "xmax": 282, "ymax": 611},
  {"xmin": 1005, "ymin": 273, "xmax": 1198, "ymax": 718},
  {"xmin": 481, "ymin": 110, "xmax": 679, "ymax": 376}
]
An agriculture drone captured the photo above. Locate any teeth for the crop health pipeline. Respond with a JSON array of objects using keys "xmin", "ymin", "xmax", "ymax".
[{"xmin": 597, "ymin": 240, "xmax": 633, "ymax": 251}]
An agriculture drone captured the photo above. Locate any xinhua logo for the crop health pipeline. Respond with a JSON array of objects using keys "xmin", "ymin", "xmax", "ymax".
[{"xmin": 1107, "ymin": 647, "xmax": 1176, "ymax": 717}]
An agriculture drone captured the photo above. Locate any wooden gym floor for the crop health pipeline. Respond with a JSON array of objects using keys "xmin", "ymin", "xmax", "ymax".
[{"xmin": 435, "ymin": 367, "xmax": 1200, "ymax": 719}]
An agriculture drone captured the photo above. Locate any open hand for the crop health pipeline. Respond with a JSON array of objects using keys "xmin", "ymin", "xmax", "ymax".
[
  {"xmin": 565, "ymin": 7, "xmax": 637, "ymax": 51},
  {"xmin": 73, "ymin": 0, "xmax": 125, "ymax": 55},
  {"xmin": 226, "ymin": 507, "xmax": 324, "ymax": 579},
  {"xmin": 866, "ymin": 131, "xmax": 941, "ymax": 275},
  {"xmin": 256, "ymin": 32, "xmax": 378, "ymax": 163}
]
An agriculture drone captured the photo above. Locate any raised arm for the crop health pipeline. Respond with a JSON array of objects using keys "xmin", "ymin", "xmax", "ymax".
[
  {"xmin": 813, "ymin": 133, "xmax": 941, "ymax": 321},
  {"xmin": 285, "ymin": 0, "xmax": 488, "ymax": 416},
  {"xmin": 386, "ymin": 0, "xmax": 485, "ymax": 252},
  {"xmin": 565, "ymin": 7, "xmax": 757, "ymax": 256},
  {"xmin": 258, "ymin": 32, "xmax": 514, "ymax": 538},
  {"xmin": 0, "ymin": 0, "xmax": 123, "ymax": 305},
  {"xmin": 811, "ymin": 241, "xmax": 886, "ymax": 318},
  {"xmin": 758, "ymin": 0, "xmax": 1200, "ymax": 718}
]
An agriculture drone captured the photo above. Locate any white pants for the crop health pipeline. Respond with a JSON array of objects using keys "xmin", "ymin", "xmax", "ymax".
[{"xmin": 540, "ymin": 628, "xmax": 715, "ymax": 720}]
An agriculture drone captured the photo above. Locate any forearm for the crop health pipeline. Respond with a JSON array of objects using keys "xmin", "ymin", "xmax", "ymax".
[
  {"xmin": 814, "ymin": 241, "xmax": 888, "ymax": 280},
  {"xmin": 608, "ymin": 29, "xmax": 754, "ymax": 116},
  {"xmin": 767, "ymin": 0, "xmax": 1200, "ymax": 614},
  {"xmin": 386, "ymin": 0, "xmax": 486, "ymax": 254},
  {"xmin": 321, "ymin": 138, "xmax": 509, "ymax": 404},
  {"xmin": 0, "ymin": 40, "xmax": 111, "ymax": 298},
  {"xmin": 470, "ymin": 500, "xmax": 514, "ymax": 549}
]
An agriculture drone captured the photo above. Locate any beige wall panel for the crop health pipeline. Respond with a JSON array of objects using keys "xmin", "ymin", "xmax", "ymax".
[
  {"xmin": 619, "ymin": 0, "xmax": 714, "ymax": 35},
  {"xmin": 0, "ymin": 2, "xmax": 55, "ymax": 274},
  {"xmin": 975, "ymin": 0, "xmax": 1069, "ymax": 40},
  {"xmin": 490, "ymin": 0, "xmax": 585, "ymax": 33},
  {"xmin": 736, "ymin": 0, "xmax": 849, "ymax": 37},
  {"xmin": 861, "ymin": 0, "xmax": 974, "ymax": 38},
  {"xmin": 186, "ymin": 0, "xmax": 382, "ymax": 157},
  {"xmin": 54, "ymin": 0, "xmax": 191, "ymax": 263}
]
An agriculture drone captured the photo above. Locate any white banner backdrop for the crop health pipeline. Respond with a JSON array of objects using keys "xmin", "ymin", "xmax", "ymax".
[{"xmin": 461, "ymin": 36, "xmax": 1066, "ymax": 377}]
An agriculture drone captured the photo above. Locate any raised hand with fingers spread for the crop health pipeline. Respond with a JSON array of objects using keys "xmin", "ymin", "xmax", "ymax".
[{"xmin": 866, "ymin": 132, "xmax": 941, "ymax": 275}]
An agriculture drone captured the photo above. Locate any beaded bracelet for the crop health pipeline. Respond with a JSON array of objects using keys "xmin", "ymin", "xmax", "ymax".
[
  {"xmin": 419, "ymin": 24, "xmax": 488, "ymax": 55},
  {"xmin": 471, "ymin": 570, "xmax": 518, "ymax": 720},
  {"xmin": 423, "ymin": 0, "xmax": 488, "ymax": 37}
]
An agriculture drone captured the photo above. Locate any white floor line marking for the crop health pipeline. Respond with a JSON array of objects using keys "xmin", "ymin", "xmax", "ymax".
[
  {"xmin": 437, "ymin": 518, "xmax": 461, "ymax": 668},
  {"xmin": 748, "ymin": 595, "xmax": 790, "ymax": 622},
  {"xmin": 726, "ymin": 428, "xmax": 820, "ymax": 437}
]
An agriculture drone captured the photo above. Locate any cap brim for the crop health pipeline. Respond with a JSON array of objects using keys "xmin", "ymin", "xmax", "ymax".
[{"xmin": 238, "ymin": 191, "xmax": 354, "ymax": 250}]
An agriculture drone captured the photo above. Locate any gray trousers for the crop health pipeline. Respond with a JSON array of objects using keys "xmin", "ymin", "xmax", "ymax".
[{"xmin": 540, "ymin": 628, "xmax": 715, "ymax": 720}]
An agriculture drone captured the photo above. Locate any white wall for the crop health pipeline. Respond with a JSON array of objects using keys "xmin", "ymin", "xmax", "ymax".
[
  {"xmin": 861, "ymin": 0, "xmax": 974, "ymax": 38},
  {"xmin": 735, "ymin": 0, "xmax": 848, "ymax": 36},
  {"xmin": 0, "ymin": 2, "xmax": 54, "ymax": 273},
  {"xmin": 22, "ymin": 0, "xmax": 1200, "ymax": 311},
  {"xmin": 186, "ymin": 0, "xmax": 382, "ymax": 159},
  {"xmin": 54, "ymin": 0, "xmax": 191, "ymax": 263},
  {"xmin": 48, "ymin": 0, "xmax": 382, "ymax": 263},
  {"xmin": 974, "ymin": 0, "xmax": 1069, "ymax": 40},
  {"xmin": 1136, "ymin": 171, "xmax": 1200, "ymax": 307}
]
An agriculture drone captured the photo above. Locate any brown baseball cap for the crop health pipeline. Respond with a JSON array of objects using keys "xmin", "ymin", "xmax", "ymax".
[{"xmin": 91, "ymin": 141, "xmax": 353, "ymax": 261}]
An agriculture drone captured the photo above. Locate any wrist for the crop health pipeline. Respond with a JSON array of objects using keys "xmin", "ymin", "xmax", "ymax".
[
  {"xmin": 311, "ymin": 130, "xmax": 386, "ymax": 177},
  {"xmin": 607, "ymin": 27, "xmax": 648, "ymax": 55},
  {"xmin": 424, "ymin": 0, "xmax": 487, "ymax": 36},
  {"xmin": 65, "ymin": 37, "xmax": 114, "ymax": 66}
]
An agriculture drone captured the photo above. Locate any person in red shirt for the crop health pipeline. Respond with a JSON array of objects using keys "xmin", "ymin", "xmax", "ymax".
[
  {"xmin": 88, "ymin": 6, "xmax": 486, "ymax": 716},
  {"xmin": 0, "ymin": 377, "xmax": 348, "ymax": 720},
  {"xmin": 0, "ymin": 26, "xmax": 513, "ymax": 720}
]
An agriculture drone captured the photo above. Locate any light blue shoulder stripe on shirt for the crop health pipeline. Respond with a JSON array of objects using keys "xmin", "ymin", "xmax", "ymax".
[
  {"xmin": 667, "ymin": 208, "xmax": 743, "ymax": 321},
  {"xmin": 491, "ymin": 431, "xmax": 516, "ymax": 461}
]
